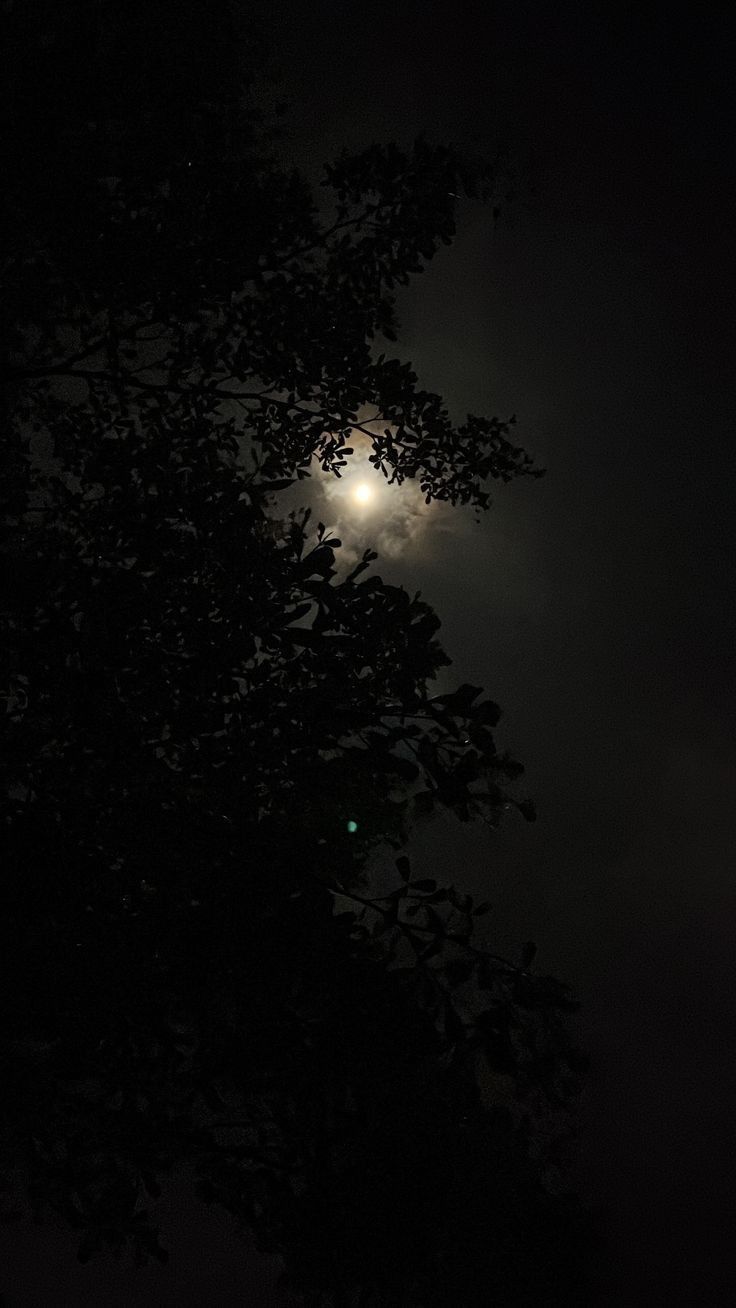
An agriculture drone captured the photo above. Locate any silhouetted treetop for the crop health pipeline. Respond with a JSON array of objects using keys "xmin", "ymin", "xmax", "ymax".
[
  {"xmin": 0, "ymin": 26, "xmax": 593, "ymax": 1302},
  {"xmin": 6, "ymin": 126, "xmax": 542, "ymax": 512}
]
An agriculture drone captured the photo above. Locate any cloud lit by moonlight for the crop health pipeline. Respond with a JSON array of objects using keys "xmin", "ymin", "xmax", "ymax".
[
  {"xmin": 267, "ymin": 410, "xmax": 460, "ymax": 569},
  {"xmin": 316, "ymin": 432, "xmax": 432, "ymax": 564}
]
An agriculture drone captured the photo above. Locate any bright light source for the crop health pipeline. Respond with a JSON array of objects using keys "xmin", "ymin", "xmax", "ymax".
[
  {"xmin": 353, "ymin": 482, "xmax": 373, "ymax": 504},
  {"xmin": 346, "ymin": 820, "xmax": 359, "ymax": 834}
]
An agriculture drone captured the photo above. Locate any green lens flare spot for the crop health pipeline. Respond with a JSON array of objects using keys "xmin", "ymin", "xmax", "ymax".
[{"xmin": 346, "ymin": 820, "xmax": 359, "ymax": 834}]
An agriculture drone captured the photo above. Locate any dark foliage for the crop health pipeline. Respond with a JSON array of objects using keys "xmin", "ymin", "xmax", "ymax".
[{"xmin": 1, "ymin": 6, "xmax": 596, "ymax": 1303}]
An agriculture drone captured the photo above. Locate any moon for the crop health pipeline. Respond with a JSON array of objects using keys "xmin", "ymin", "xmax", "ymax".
[
  {"xmin": 306, "ymin": 421, "xmax": 434, "ymax": 558},
  {"xmin": 352, "ymin": 481, "xmax": 374, "ymax": 505}
]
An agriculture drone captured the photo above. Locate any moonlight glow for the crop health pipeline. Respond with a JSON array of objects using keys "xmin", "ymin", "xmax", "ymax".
[{"xmin": 275, "ymin": 421, "xmax": 434, "ymax": 563}]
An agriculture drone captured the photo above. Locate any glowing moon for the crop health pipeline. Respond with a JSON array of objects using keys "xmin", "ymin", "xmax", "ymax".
[{"xmin": 352, "ymin": 482, "xmax": 373, "ymax": 505}]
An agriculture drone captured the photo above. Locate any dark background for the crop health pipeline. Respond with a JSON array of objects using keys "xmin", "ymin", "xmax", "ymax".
[
  {"xmin": 3, "ymin": 2, "xmax": 734, "ymax": 1303},
  {"xmin": 263, "ymin": 4, "xmax": 735, "ymax": 1301}
]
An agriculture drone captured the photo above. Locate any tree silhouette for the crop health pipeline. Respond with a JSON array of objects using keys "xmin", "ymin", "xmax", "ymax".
[{"xmin": 1, "ymin": 9, "xmax": 596, "ymax": 1304}]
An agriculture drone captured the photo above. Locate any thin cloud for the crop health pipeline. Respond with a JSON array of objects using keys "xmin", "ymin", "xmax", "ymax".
[{"xmin": 274, "ymin": 424, "xmax": 460, "ymax": 570}]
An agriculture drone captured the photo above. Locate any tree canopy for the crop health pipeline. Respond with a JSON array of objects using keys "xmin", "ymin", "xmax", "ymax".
[{"xmin": 1, "ymin": 10, "xmax": 595, "ymax": 1305}]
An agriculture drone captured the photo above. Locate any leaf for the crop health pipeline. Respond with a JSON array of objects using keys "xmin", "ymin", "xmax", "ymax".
[
  {"xmin": 520, "ymin": 941, "xmax": 537, "ymax": 970},
  {"xmin": 386, "ymin": 754, "xmax": 419, "ymax": 782},
  {"xmin": 424, "ymin": 888, "xmax": 450, "ymax": 904},
  {"xmin": 443, "ymin": 958, "xmax": 474, "ymax": 986},
  {"xmin": 433, "ymin": 684, "xmax": 483, "ymax": 714},
  {"xmin": 444, "ymin": 1004, "xmax": 465, "ymax": 1043},
  {"xmin": 395, "ymin": 855, "xmax": 411, "ymax": 882},
  {"xmin": 474, "ymin": 699, "xmax": 502, "ymax": 726},
  {"xmin": 262, "ymin": 479, "xmax": 296, "ymax": 493},
  {"xmin": 417, "ymin": 938, "xmax": 442, "ymax": 963},
  {"xmin": 278, "ymin": 602, "xmax": 313, "ymax": 627},
  {"xmin": 345, "ymin": 557, "xmax": 372, "ymax": 583}
]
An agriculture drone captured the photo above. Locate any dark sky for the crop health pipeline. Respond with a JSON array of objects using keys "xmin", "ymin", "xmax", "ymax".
[
  {"xmin": 4, "ymin": 3, "xmax": 734, "ymax": 1304},
  {"xmin": 258, "ymin": 2, "xmax": 736, "ymax": 1301}
]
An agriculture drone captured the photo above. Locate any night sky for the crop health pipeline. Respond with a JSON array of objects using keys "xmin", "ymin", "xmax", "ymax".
[
  {"xmin": 264, "ymin": 5, "xmax": 736, "ymax": 1300},
  {"xmin": 4, "ymin": 2, "xmax": 735, "ymax": 1303}
]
